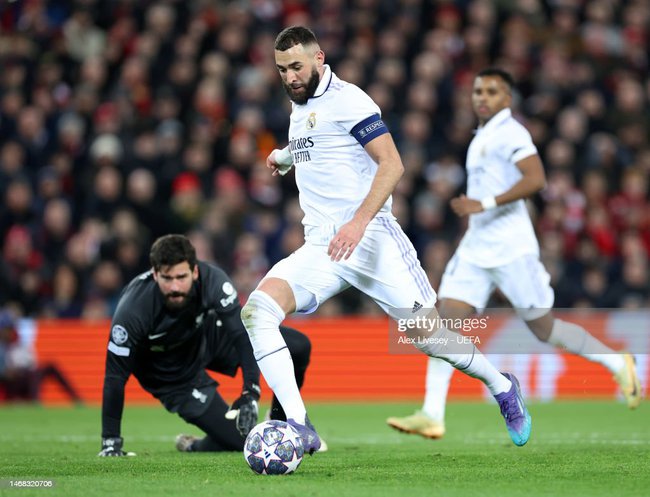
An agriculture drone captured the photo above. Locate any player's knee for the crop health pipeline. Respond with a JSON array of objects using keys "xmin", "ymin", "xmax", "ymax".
[
  {"xmin": 241, "ymin": 290, "xmax": 286, "ymax": 333},
  {"xmin": 240, "ymin": 299, "xmax": 255, "ymax": 332},
  {"xmin": 240, "ymin": 294, "xmax": 261, "ymax": 331}
]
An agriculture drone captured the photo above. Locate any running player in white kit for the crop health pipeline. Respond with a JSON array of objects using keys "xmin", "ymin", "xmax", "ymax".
[
  {"xmin": 241, "ymin": 28, "xmax": 532, "ymax": 453},
  {"xmin": 387, "ymin": 68, "xmax": 641, "ymax": 440}
]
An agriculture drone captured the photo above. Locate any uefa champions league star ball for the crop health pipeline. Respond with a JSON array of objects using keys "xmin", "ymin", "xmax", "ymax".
[{"xmin": 243, "ymin": 420, "xmax": 304, "ymax": 475}]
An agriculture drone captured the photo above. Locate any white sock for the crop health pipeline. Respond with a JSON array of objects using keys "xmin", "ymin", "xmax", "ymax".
[
  {"xmin": 421, "ymin": 357, "xmax": 453, "ymax": 422},
  {"xmin": 548, "ymin": 319, "xmax": 625, "ymax": 374},
  {"xmin": 414, "ymin": 327, "xmax": 511, "ymax": 396},
  {"xmin": 257, "ymin": 348, "xmax": 306, "ymax": 422},
  {"xmin": 241, "ymin": 290, "xmax": 306, "ymax": 423}
]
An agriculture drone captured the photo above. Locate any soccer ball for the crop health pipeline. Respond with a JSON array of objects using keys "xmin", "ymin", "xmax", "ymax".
[{"xmin": 243, "ymin": 420, "xmax": 304, "ymax": 475}]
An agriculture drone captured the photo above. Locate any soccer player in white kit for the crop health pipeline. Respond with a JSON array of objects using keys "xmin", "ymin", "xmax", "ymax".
[
  {"xmin": 241, "ymin": 28, "xmax": 532, "ymax": 453},
  {"xmin": 387, "ymin": 68, "xmax": 642, "ymax": 440}
]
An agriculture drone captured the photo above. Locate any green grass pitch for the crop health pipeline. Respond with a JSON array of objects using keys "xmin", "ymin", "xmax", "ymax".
[{"xmin": 0, "ymin": 401, "xmax": 647, "ymax": 497}]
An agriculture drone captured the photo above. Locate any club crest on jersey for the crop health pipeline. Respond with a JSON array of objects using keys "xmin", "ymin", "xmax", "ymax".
[
  {"xmin": 306, "ymin": 112, "xmax": 316, "ymax": 129},
  {"xmin": 111, "ymin": 325, "xmax": 128, "ymax": 345}
]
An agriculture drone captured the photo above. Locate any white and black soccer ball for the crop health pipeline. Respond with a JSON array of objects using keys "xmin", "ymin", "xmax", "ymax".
[{"xmin": 243, "ymin": 420, "xmax": 304, "ymax": 475}]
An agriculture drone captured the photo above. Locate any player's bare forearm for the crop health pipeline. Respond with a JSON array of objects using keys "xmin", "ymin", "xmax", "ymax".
[
  {"xmin": 494, "ymin": 154, "xmax": 546, "ymax": 206},
  {"xmin": 355, "ymin": 134, "xmax": 404, "ymax": 225}
]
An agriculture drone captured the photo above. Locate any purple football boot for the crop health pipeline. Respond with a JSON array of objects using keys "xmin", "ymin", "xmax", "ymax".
[
  {"xmin": 494, "ymin": 372, "xmax": 532, "ymax": 446},
  {"xmin": 287, "ymin": 415, "xmax": 321, "ymax": 455}
]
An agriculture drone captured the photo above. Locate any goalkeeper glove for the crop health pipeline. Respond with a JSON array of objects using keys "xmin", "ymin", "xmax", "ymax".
[
  {"xmin": 98, "ymin": 437, "xmax": 136, "ymax": 457},
  {"xmin": 225, "ymin": 384, "xmax": 261, "ymax": 437}
]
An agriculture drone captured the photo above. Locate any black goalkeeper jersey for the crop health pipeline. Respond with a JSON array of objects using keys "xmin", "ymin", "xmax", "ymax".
[{"xmin": 101, "ymin": 261, "xmax": 259, "ymax": 438}]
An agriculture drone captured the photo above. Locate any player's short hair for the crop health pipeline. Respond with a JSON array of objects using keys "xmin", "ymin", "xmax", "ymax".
[
  {"xmin": 477, "ymin": 67, "xmax": 515, "ymax": 91},
  {"xmin": 149, "ymin": 234, "xmax": 197, "ymax": 271},
  {"xmin": 275, "ymin": 26, "xmax": 318, "ymax": 51}
]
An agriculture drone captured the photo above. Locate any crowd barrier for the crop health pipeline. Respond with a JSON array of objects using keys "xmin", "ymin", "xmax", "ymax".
[{"xmin": 28, "ymin": 310, "xmax": 649, "ymax": 405}]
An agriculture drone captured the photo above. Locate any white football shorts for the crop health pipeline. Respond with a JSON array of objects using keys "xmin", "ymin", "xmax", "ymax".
[
  {"xmin": 265, "ymin": 217, "xmax": 437, "ymax": 320},
  {"xmin": 438, "ymin": 253, "xmax": 554, "ymax": 321}
]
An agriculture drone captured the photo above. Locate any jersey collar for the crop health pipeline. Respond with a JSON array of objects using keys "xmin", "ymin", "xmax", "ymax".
[
  {"xmin": 477, "ymin": 108, "xmax": 511, "ymax": 133},
  {"xmin": 312, "ymin": 64, "xmax": 333, "ymax": 99}
]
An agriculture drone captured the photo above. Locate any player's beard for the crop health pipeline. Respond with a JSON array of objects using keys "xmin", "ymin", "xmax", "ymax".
[
  {"xmin": 163, "ymin": 291, "xmax": 191, "ymax": 310},
  {"xmin": 284, "ymin": 67, "xmax": 320, "ymax": 105}
]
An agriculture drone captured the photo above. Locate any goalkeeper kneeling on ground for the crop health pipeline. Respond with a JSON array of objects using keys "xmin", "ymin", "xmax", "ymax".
[{"xmin": 99, "ymin": 234, "xmax": 316, "ymax": 455}]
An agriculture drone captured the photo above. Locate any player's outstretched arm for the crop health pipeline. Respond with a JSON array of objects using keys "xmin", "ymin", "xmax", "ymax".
[
  {"xmin": 328, "ymin": 133, "xmax": 404, "ymax": 261},
  {"xmin": 99, "ymin": 377, "xmax": 136, "ymax": 456}
]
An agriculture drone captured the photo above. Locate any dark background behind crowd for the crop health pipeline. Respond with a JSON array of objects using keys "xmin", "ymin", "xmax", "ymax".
[{"xmin": 0, "ymin": 0, "xmax": 648, "ymax": 320}]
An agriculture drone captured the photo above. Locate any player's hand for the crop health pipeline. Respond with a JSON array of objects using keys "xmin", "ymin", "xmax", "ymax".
[
  {"xmin": 450, "ymin": 194, "xmax": 483, "ymax": 217},
  {"xmin": 328, "ymin": 219, "xmax": 366, "ymax": 261},
  {"xmin": 98, "ymin": 437, "xmax": 135, "ymax": 457},
  {"xmin": 267, "ymin": 148, "xmax": 293, "ymax": 177},
  {"xmin": 226, "ymin": 386, "xmax": 260, "ymax": 436}
]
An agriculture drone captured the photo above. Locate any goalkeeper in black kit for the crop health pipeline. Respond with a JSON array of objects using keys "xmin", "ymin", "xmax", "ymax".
[{"xmin": 99, "ymin": 234, "xmax": 315, "ymax": 456}]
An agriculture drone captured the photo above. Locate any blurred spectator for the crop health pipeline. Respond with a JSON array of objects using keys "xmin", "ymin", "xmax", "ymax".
[
  {"xmin": 41, "ymin": 263, "xmax": 84, "ymax": 318},
  {"xmin": 0, "ymin": 177, "xmax": 36, "ymax": 240},
  {"xmin": 0, "ymin": 226, "xmax": 45, "ymax": 314},
  {"xmin": 63, "ymin": 7, "xmax": 106, "ymax": 62},
  {"xmin": 167, "ymin": 171, "xmax": 205, "ymax": 234}
]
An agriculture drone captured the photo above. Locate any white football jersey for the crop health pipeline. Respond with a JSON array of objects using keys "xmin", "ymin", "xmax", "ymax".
[
  {"xmin": 456, "ymin": 108, "xmax": 540, "ymax": 267},
  {"xmin": 287, "ymin": 65, "xmax": 392, "ymax": 230}
]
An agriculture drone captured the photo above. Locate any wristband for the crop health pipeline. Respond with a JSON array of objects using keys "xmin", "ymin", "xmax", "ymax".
[{"xmin": 480, "ymin": 196, "xmax": 497, "ymax": 211}]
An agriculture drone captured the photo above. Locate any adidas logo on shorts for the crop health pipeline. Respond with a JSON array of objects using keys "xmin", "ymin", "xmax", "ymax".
[{"xmin": 412, "ymin": 301, "xmax": 423, "ymax": 313}]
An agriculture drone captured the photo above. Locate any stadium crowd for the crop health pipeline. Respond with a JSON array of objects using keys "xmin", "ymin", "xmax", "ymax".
[{"xmin": 0, "ymin": 0, "xmax": 648, "ymax": 320}]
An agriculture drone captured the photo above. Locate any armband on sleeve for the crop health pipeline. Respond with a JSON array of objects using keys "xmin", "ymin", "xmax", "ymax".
[{"xmin": 350, "ymin": 114, "xmax": 388, "ymax": 146}]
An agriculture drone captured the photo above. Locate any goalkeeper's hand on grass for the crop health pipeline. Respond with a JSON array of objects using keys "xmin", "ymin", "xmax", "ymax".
[
  {"xmin": 98, "ymin": 437, "xmax": 136, "ymax": 457},
  {"xmin": 225, "ymin": 385, "xmax": 260, "ymax": 437}
]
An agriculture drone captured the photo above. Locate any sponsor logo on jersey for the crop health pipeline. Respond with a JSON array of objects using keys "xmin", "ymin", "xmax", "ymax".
[
  {"xmin": 111, "ymin": 325, "xmax": 129, "ymax": 345},
  {"xmin": 220, "ymin": 291, "xmax": 238, "ymax": 308},
  {"xmin": 192, "ymin": 388, "xmax": 207, "ymax": 404},
  {"xmin": 222, "ymin": 282, "xmax": 235, "ymax": 295},
  {"xmin": 307, "ymin": 112, "xmax": 316, "ymax": 129},
  {"xmin": 148, "ymin": 332, "xmax": 167, "ymax": 340},
  {"xmin": 288, "ymin": 136, "xmax": 314, "ymax": 150}
]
